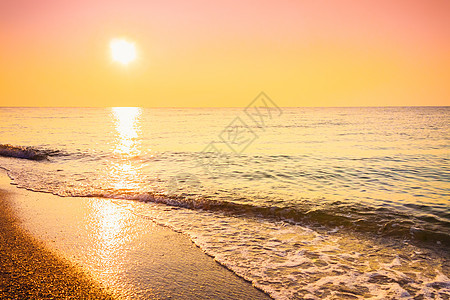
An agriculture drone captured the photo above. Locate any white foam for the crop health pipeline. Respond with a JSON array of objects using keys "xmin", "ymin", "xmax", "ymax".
[{"xmin": 112, "ymin": 199, "xmax": 449, "ymax": 300}]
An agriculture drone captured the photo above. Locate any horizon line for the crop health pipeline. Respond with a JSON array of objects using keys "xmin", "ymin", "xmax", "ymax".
[{"xmin": 0, "ymin": 105, "xmax": 448, "ymax": 109}]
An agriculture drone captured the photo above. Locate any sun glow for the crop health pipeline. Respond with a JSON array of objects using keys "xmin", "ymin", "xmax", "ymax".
[{"xmin": 110, "ymin": 39, "xmax": 136, "ymax": 65}]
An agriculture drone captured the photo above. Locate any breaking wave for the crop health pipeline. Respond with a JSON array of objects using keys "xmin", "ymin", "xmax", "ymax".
[
  {"xmin": 0, "ymin": 144, "xmax": 62, "ymax": 161},
  {"xmin": 71, "ymin": 190, "xmax": 450, "ymax": 247}
]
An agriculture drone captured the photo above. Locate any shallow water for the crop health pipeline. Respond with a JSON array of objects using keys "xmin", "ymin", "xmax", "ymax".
[{"xmin": 0, "ymin": 106, "xmax": 449, "ymax": 299}]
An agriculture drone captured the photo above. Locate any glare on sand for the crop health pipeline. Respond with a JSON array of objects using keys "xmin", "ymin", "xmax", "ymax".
[{"xmin": 110, "ymin": 38, "xmax": 136, "ymax": 65}]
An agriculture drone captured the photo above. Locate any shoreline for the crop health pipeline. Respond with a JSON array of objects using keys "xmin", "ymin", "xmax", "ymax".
[
  {"xmin": 0, "ymin": 170, "xmax": 270, "ymax": 299},
  {"xmin": 0, "ymin": 188, "xmax": 115, "ymax": 299}
]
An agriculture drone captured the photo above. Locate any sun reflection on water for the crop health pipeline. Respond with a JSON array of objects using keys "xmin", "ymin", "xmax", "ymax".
[
  {"xmin": 109, "ymin": 107, "xmax": 143, "ymax": 190},
  {"xmin": 87, "ymin": 108, "xmax": 145, "ymax": 283},
  {"xmin": 112, "ymin": 107, "xmax": 142, "ymax": 157}
]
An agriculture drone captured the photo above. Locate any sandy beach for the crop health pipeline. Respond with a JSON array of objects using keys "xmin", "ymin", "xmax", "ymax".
[
  {"xmin": 0, "ymin": 190, "xmax": 115, "ymax": 299},
  {"xmin": 0, "ymin": 170, "xmax": 270, "ymax": 299}
]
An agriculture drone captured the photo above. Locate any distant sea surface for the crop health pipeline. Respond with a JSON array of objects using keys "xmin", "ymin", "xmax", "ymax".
[{"xmin": 1, "ymin": 106, "xmax": 449, "ymax": 299}]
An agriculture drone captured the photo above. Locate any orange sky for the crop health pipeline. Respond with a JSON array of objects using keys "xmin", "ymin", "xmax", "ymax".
[{"xmin": 1, "ymin": 0, "xmax": 449, "ymax": 107}]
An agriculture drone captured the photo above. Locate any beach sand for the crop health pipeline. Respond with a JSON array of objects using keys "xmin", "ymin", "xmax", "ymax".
[
  {"xmin": 0, "ymin": 189, "xmax": 115, "ymax": 299},
  {"xmin": 0, "ymin": 171, "xmax": 270, "ymax": 299}
]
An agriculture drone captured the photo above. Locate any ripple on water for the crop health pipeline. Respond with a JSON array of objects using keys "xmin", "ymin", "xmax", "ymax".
[{"xmin": 114, "ymin": 199, "xmax": 450, "ymax": 300}]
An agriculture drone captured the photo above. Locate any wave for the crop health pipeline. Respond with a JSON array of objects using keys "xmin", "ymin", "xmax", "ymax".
[
  {"xmin": 1, "ymin": 142, "xmax": 448, "ymax": 247},
  {"xmin": 77, "ymin": 190, "xmax": 450, "ymax": 247},
  {"xmin": 0, "ymin": 144, "xmax": 62, "ymax": 161}
]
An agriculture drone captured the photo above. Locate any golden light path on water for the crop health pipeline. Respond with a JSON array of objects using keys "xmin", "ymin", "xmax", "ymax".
[
  {"xmin": 88, "ymin": 107, "xmax": 144, "ymax": 290},
  {"xmin": 112, "ymin": 107, "xmax": 142, "ymax": 156},
  {"xmin": 110, "ymin": 107, "xmax": 143, "ymax": 189}
]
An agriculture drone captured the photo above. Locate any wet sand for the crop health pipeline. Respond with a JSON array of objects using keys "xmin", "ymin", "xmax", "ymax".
[
  {"xmin": 0, "ymin": 171, "xmax": 270, "ymax": 299},
  {"xmin": 0, "ymin": 188, "xmax": 115, "ymax": 299}
]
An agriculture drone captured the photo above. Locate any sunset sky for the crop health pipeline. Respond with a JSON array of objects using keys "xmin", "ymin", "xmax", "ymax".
[{"xmin": 1, "ymin": 0, "xmax": 449, "ymax": 107}]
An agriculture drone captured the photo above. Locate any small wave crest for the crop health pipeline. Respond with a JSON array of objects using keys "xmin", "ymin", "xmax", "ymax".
[
  {"xmin": 77, "ymin": 190, "xmax": 450, "ymax": 247},
  {"xmin": 0, "ymin": 144, "xmax": 61, "ymax": 161}
]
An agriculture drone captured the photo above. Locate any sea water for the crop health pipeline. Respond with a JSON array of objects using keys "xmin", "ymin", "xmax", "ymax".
[{"xmin": 0, "ymin": 106, "xmax": 448, "ymax": 299}]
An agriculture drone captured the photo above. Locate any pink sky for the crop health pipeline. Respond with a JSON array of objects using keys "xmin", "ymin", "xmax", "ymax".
[{"xmin": 1, "ymin": 0, "xmax": 449, "ymax": 106}]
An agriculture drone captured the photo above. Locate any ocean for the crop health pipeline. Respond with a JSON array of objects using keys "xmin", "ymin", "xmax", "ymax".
[{"xmin": 0, "ymin": 106, "xmax": 449, "ymax": 299}]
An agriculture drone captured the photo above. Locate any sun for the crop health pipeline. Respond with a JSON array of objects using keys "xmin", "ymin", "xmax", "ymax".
[{"xmin": 110, "ymin": 38, "xmax": 136, "ymax": 65}]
